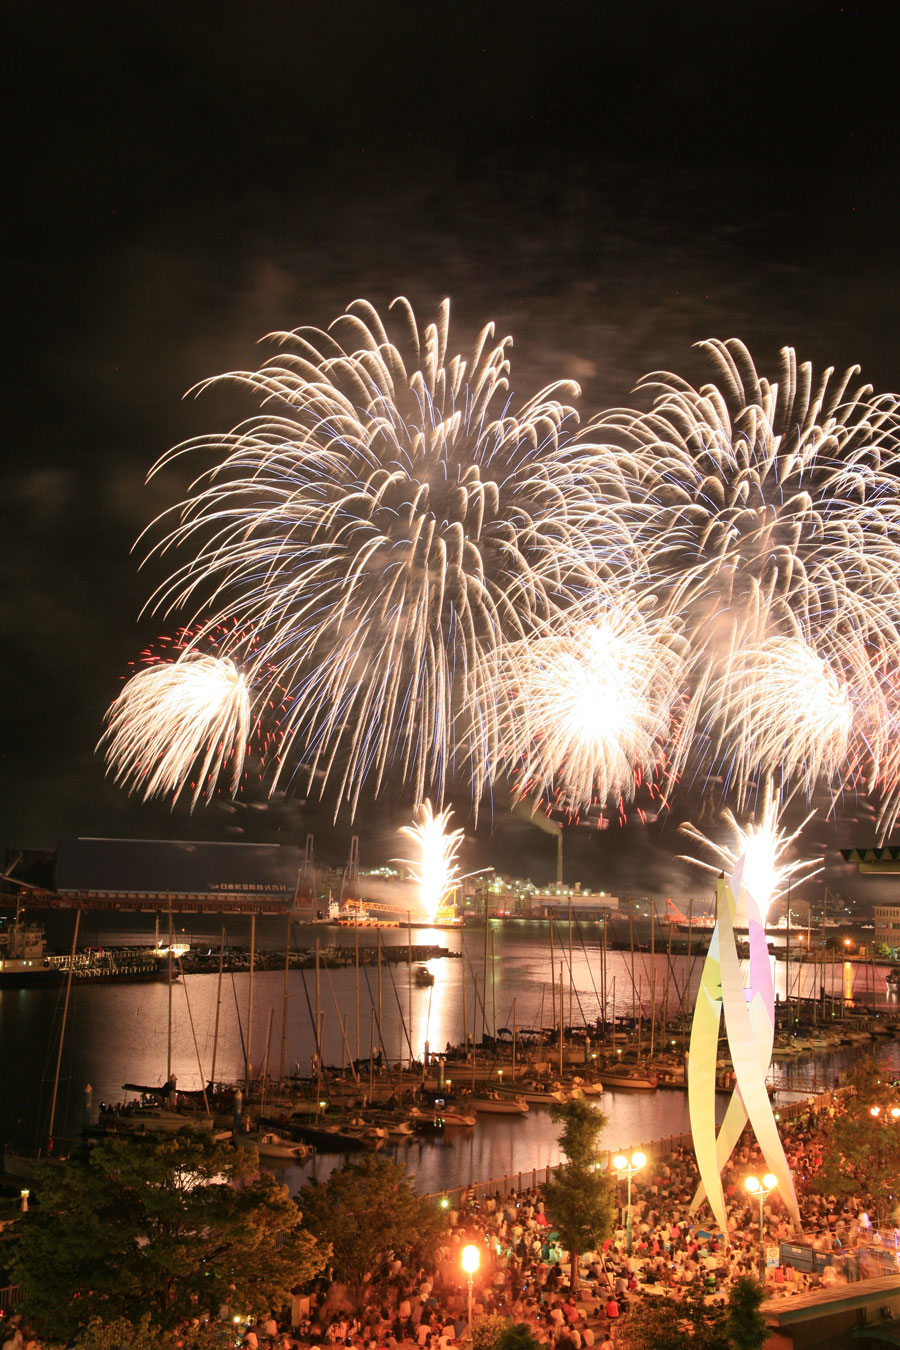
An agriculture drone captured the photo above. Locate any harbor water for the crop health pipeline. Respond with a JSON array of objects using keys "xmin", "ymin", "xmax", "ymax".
[{"xmin": 2, "ymin": 915, "xmax": 898, "ymax": 1195}]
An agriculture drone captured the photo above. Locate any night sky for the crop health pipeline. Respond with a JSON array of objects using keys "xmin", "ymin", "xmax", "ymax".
[{"xmin": 5, "ymin": 1, "xmax": 900, "ymax": 904}]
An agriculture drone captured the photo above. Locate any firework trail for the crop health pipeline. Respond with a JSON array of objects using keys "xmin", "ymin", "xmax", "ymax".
[
  {"xmin": 100, "ymin": 651, "xmax": 251, "ymax": 810},
  {"xmin": 496, "ymin": 597, "xmax": 687, "ymax": 818},
  {"xmin": 396, "ymin": 799, "xmax": 465, "ymax": 924},
  {"xmin": 595, "ymin": 339, "xmax": 900, "ymax": 817},
  {"xmin": 139, "ymin": 298, "xmax": 631, "ymax": 815}
]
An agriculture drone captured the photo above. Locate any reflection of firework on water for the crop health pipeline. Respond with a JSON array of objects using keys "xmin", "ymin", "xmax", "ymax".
[
  {"xmin": 396, "ymin": 799, "xmax": 465, "ymax": 925},
  {"xmin": 597, "ymin": 339, "xmax": 900, "ymax": 816},
  {"xmin": 496, "ymin": 599, "xmax": 687, "ymax": 819},
  {"xmin": 141, "ymin": 298, "xmax": 631, "ymax": 816},
  {"xmin": 100, "ymin": 652, "xmax": 251, "ymax": 810},
  {"xmin": 680, "ymin": 792, "xmax": 822, "ymax": 928}
]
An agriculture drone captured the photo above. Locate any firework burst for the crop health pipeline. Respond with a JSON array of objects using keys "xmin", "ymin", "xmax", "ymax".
[
  {"xmin": 496, "ymin": 598, "xmax": 687, "ymax": 818},
  {"xmin": 141, "ymin": 298, "xmax": 631, "ymax": 815},
  {"xmin": 100, "ymin": 651, "xmax": 251, "ymax": 810},
  {"xmin": 596, "ymin": 339, "xmax": 900, "ymax": 815}
]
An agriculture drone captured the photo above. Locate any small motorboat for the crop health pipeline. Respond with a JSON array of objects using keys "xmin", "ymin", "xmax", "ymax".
[
  {"xmin": 470, "ymin": 1092, "xmax": 529, "ymax": 1115},
  {"xmin": 415, "ymin": 965, "xmax": 435, "ymax": 986},
  {"xmin": 250, "ymin": 1130, "xmax": 311, "ymax": 1161}
]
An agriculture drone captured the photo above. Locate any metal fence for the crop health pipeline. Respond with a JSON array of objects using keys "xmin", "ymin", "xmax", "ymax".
[
  {"xmin": 425, "ymin": 1088, "xmax": 840, "ymax": 1209},
  {"xmin": 0, "ymin": 1285, "xmax": 22, "ymax": 1313}
]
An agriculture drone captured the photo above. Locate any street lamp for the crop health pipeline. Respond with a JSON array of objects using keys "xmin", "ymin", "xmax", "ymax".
[
  {"xmin": 612, "ymin": 1151, "xmax": 646, "ymax": 1254},
  {"xmin": 461, "ymin": 1243, "xmax": 480, "ymax": 1338},
  {"xmin": 745, "ymin": 1172, "xmax": 778, "ymax": 1283}
]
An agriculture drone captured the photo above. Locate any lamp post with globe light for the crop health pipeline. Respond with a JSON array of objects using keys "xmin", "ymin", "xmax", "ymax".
[
  {"xmin": 461, "ymin": 1243, "xmax": 480, "ymax": 1340},
  {"xmin": 745, "ymin": 1173, "xmax": 777, "ymax": 1283},
  {"xmin": 612, "ymin": 1151, "xmax": 646, "ymax": 1254}
]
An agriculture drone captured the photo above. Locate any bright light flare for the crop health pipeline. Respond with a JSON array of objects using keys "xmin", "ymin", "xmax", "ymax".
[
  {"xmin": 396, "ymin": 799, "xmax": 465, "ymax": 924},
  {"xmin": 100, "ymin": 652, "xmax": 251, "ymax": 810},
  {"xmin": 680, "ymin": 792, "xmax": 821, "ymax": 928},
  {"xmin": 497, "ymin": 601, "xmax": 686, "ymax": 814}
]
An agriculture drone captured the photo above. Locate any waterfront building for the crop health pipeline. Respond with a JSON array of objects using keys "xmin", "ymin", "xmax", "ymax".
[{"xmin": 874, "ymin": 902, "xmax": 900, "ymax": 956}]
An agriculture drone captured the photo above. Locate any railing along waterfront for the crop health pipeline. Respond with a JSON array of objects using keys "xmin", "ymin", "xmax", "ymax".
[
  {"xmin": 0, "ymin": 1285, "xmax": 22, "ymax": 1313},
  {"xmin": 426, "ymin": 1089, "xmax": 840, "ymax": 1210}
]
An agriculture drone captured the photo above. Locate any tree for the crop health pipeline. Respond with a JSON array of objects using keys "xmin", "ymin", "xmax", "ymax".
[
  {"xmin": 10, "ymin": 1132, "xmax": 325, "ymax": 1343},
  {"xmin": 725, "ymin": 1275, "xmax": 769, "ymax": 1350},
  {"xmin": 816, "ymin": 1107, "xmax": 900, "ymax": 1227},
  {"xmin": 615, "ymin": 1287, "xmax": 729, "ymax": 1350},
  {"xmin": 496, "ymin": 1324, "xmax": 543, "ymax": 1350},
  {"xmin": 471, "ymin": 1313, "xmax": 510, "ymax": 1350},
  {"xmin": 541, "ymin": 1099, "xmax": 615, "ymax": 1288},
  {"xmin": 814, "ymin": 1050, "xmax": 900, "ymax": 1228},
  {"xmin": 298, "ymin": 1154, "xmax": 448, "ymax": 1312},
  {"xmin": 73, "ymin": 1313, "xmax": 233, "ymax": 1349}
]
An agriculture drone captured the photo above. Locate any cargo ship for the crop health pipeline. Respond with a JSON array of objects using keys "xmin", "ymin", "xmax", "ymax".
[{"xmin": 0, "ymin": 907, "xmax": 172, "ymax": 988}]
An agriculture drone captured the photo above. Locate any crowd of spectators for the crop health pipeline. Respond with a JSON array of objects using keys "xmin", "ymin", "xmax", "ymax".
[
  {"xmin": 263, "ymin": 1093, "xmax": 898, "ymax": 1350},
  {"xmin": 2, "ymin": 1091, "xmax": 897, "ymax": 1350}
]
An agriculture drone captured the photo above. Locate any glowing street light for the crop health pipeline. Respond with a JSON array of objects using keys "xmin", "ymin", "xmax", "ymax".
[
  {"xmin": 461, "ymin": 1244, "xmax": 480, "ymax": 1338},
  {"xmin": 745, "ymin": 1172, "xmax": 778, "ymax": 1282},
  {"xmin": 612, "ymin": 1151, "xmax": 646, "ymax": 1254},
  {"xmin": 869, "ymin": 1105, "xmax": 900, "ymax": 1119}
]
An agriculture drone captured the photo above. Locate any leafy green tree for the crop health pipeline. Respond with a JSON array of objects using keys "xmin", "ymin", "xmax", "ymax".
[
  {"xmin": 541, "ymin": 1099, "xmax": 614, "ymax": 1289},
  {"xmin": 471, "ymin": 1312, "xmax": 510, "ymax": 1350},
  {"xmin": 725, "ymin": 1275, "xmax": 769, "ymax": 1350},
  {"xmin": 817, "ymin": 1107, "xmax": 900, "ymax": 1227},
  {"xmin": 298, "ymin": 1154, "xmax": 448, "ymax": 1312},
  {"xmin": 74, "ymin": 1313, "xmax": 233, "ymax": 1349},
  {"xmin": 615, "ymin": 1286, "xmax": 729, "ymax": 1350},
  {"xmin": 11, "ymin": 1132, "xmax": 324, "ymax": 1343},
  {"xmin": 496, "ymin": 1323, "xmax": 543, "ymax": 1350}
]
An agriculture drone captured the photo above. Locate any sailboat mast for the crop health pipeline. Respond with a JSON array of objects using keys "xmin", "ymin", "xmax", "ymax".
[
  {"xmin": 512, "ymin": 996, "xmax": 517, "ymax": 1082},
  {"xmin": 482, "ymin": 887, "xmax": 490, "ymax": 1042},
  {"xmin": 315, "ymin": 935, "xmax": 321, "ymax": 1069},
  {"xmin": 558, "ymin": 962, "xmax": 564, "ymax": 1077},
  {"xmin": 491, "ymin": 929, "xmax": 497, "ymax": 1044},
  {"xmin": 210, "ymin": 926, "xmax": 225, "ymax": 1087},
  {"xmin": 246, "ymin": 911, "xmax": 256, "ymax": 1095},
  {"xmin": 408, "ymin": 911, "xmax": 413, "ymax": 1070},
  {"xmin": 167, "ymin": 908, "xmax": 174, "ymax": 1083},
  {"xmin": 279, "ymin": 911, "xmax": 291, "ymax": 1086},
  {"xmin": 550, "ymin": 917, "xmax": 556, "ymax": 1032},
  {"xmin": 568, "ymin": 898, "xmax": 574, "ymax": 1033},
  {"xmin": 355, "ymin": 923, "xmax": 360, "ymax": 1062},
  {"xmin": 48, "ymin": 906, "xmax": 82, "ymax": 1150},
  {"xmin": 650, "ymin": 901, "xmax": 656, "ymax": 1059},
  {"xmin": 462, "ymin": 948, "xmax": 468, "ymax": 1059}
]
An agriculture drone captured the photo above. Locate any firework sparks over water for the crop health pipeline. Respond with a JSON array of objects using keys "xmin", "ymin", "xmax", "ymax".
[
  {"xmin": 396, "ymin": 800, "xmax": 466, "ymax": 924},
  {"xmin": 139, "ymin": 298, "xmax": 632, "ymax": 816},
  {"xmin": 100, "ymin": 651, "xmax": 251, "ymax": 810}
]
